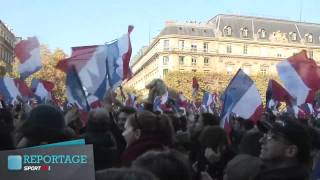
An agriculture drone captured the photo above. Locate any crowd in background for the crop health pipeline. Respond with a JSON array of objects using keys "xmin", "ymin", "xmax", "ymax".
[{"xmin": 1, "ymin": 82, "xmax": 320, "ymax": 180}]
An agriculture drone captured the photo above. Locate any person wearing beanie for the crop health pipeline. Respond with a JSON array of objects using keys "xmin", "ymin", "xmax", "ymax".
[
  {"xmin": 253, "ymin": 119, "xmax": 312, "ymax": 180},
  {"xmin": 15, "ymin": 105, "xmax": 70, "ymax": 148}
]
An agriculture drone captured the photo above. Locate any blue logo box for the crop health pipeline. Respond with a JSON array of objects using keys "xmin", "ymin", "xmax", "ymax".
[{"xmin": 8, "ymin": 155, "xmax": 22, "ymax": 170}]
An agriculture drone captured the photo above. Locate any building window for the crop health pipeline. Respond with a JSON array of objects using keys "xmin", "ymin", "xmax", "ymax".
[
  {"xmin": 163, "ymin": 69, "xmax": 168, "ymax": 76},
  {"xmin": 204, "ymin": 57, "xmax": 209, "ymax": 66},
  {"xmin": 258, "ymin": 28, "xmax": 267, "ymax": 39},
  {"xmin": 163, "ymin": 56, "xmax": 169, "ymax": 65},
  {"xmin": 191, "ymin": 57, "xmax": 197, "ymax": 65},
  {"xmin": 191, "ymin": 43, "xmax": 197, "ymax": 51},
  {"xmin": 179, "ymin": 56, "xmax": 184, "ymax": 65},
  {"xmin": 163, "ymin": 39, "xmax": 169, "ymax": 50},
  {"xmin": 203, "ymin": 42, "xmax": 208, "ymax": 52},
  {"xmin": 223, "ymin": 26, "xmax": 232, "ymax": 36},
  {"xmin": 192, "ymin": 69, "xmax": 197, "ymax": 72},
  {"xmin": 277, "ymin": 53, "xmax": 282, "ymax": 57},
  {"xmin": 289, "ymin": 32, "xmax": 297, "ymax": 41},
  {"xmin": 178, "ymin": 40, "xmax": 184, "ymax": 50},
  {"xmin": 179, "ymin": 69, "xmax": 184, "ymax": 71},
  {"xmin": 305, "ymin": 33, "xmax": 313, "ymax": 43},
  {"xmin": 241, "ymin": 27, "xmax": 249, "ymax": 38},
  {"xmin": 243, "ymin": 44, "xmax": 248, "ymax": 54},
  {"xmin": 227, "ymin": 44, "xmax": 232, "ymax": 53}
]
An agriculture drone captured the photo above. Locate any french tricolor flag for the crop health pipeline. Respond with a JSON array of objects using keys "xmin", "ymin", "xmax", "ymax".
[
  {"xmin": 276, "ymin": 50, "xmax": 320, "ymax": 105},
  {"xmin": 31, "ymin": 79, "xmax": 54, "ymax": 103},
  {"xmin": 125, "ymin": 93, "xmax": 137, "ymax": 108},
  {"xmin": 220, "ymin": 69, "xmax": 263, "ymax": 132},
  {"xmin": 56, "ymin": 26, "xmax": 133, "ymax": 101},
  {"xmin": 0, "ymin": 77, "xmax": 31, "ymax": 103},
  {"xmin": 14, "ymin": 37, "xmax": 42, "ymax": 80},
  {"xmin": 153, "ymin": 90, "xmax": 169, "ymax": 112},
  {"xmin": 266, "ymin": 79, "xmax": 292, "ymax": 113}
]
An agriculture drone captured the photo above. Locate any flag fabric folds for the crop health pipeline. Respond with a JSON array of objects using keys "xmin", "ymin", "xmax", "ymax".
[
  {"xmin": 14, "ymin": 37, "xmax": 42, "ymax": 79},
  {"xmin": 31, "ymin": 79, "xmax": 54, "ymax": 103},
  {"xmin": 220, "ymin": 69, "xmax": 263, "ymax": 131},
  {"xmin": 56, "ymin": 26, "xmax": 133, "ymax": 101},
  {"xmin": 276, "ymin": 50, "xmax": 320, "ymax": 105},
  {"xmin": 0, "ymin": 77, "xmax": 31, "ymax": 103},
  {"xmin": 65, "ymin": 66, "xmax": 90, "ymax": 111}
]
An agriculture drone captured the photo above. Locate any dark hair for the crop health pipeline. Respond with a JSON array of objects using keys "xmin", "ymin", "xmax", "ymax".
[
  {"xmin": 86, "ymin": 108, "xmax": 111, "ymax": 132},
  {"xmin": 132, "ymin": 150, "xmax": 192, "ymax": 180},
  {"xmin": 127, "ymin": 111, "xmax": 174, "ymax": 145},
  {"xmin": 96, "ymin": 168, "xmax": 157, "ymax": 180},
  {"xmin": 239, "ymin": 131, "xmax": 263, "ymax": 156},
  {"xmin": 119, "ymin": 106, "xmax": 136, "ymax": 115},
  {"xmin": 201, "ymin": 113, "xmax": 219, "ymax": 126},
  {"xmin": 16, "ymin": 105, "xmax": 68, "ymax": 146},
  {"xmin": 198, "ymin": 126, "xmax": 228, "ymax": 149}
]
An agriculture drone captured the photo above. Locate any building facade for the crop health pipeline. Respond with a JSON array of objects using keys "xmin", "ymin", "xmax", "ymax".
[
  {"xmin": 0, "ymin": 20, "xmax": 15, "ymax": 74},
  {"xmin": 124, "ymin": 14, "xmax": 320, "ymax": 96}
]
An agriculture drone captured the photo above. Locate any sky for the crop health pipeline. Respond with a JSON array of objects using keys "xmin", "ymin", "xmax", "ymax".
[{"xmin": 1, "ymin": 0, "xmax": 319, "ymax": 56}]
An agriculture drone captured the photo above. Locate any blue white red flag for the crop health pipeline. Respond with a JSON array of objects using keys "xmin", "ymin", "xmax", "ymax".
[
  {"xmin": 220, "ymin": 69, "xmax": 263, "ymax": 132},
  {"xmin": 276, "ymin": 50, "xmax": 320, "ymax": 105},
  {"xmin": 14, "ymin": 37, "xmax": 42, "ymax": 79},
  {"xmin": 56, "ymin": 26, "xmax": 133, "ymax": 101},
  {"xmin": 31, "ymin": 79, "xmax": 54, "ymax": 103},
  {"xmin": 0, "ymin": 77, "xmax": 31, "ymax": 103}
]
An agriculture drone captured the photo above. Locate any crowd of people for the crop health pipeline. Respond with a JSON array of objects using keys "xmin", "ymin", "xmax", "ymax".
[{"xmin": 1, "ymin": 80, "xmax": 320, "ymax": 180}]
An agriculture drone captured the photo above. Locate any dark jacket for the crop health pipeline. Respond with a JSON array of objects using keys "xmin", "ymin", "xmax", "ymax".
[
  {"xmin": 85, "ymin": 131, "xmax": 118, "ymax": 170},
  {"xmin": 252, "ymin": 164, "xmax": 309, "ymax": 180},
  {"xmin": 121, "ymin": 135, "xmax": 165, "ymax": 166}
]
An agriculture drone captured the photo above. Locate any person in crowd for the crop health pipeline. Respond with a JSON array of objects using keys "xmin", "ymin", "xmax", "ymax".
[
  {"xmin": 64, "ymin": 107, "xmax": 84, "ymax": 136},
  {"xmin": 96, "ymin": 168, "xmax": 158, "ymax": 180},
  {"xmin": 0, "ymin": 106, "xmax": 14, "ymax": 150},
  {"xmin": 14, "ymin": 104, "xmax": 71, "ymax": 148},
  {"xmin": 223, "ymin": 131, "xmax": 263, "ymax": 180},
  {"xmin": 84, "ymin": 108, "xmax": 119, "ymax": 170},
  {"xmin": 194, "ymin": 126, "xmax": 235, "ymax": 180},
  {"xmin": 253, "ymin": 119, "xmax": 312, "ymax": 180},
  {"xmin": 132, "ymin": 150, "xmax": 192, "ymax": 180},
  {"xmin": 189, "ymin": 113, "xmax": 219, "ymax": 163},
  {"xmin": 229, "ymin": 117, "xmax": 253, "ymax": 153},
  {"xmin": 117, "ymin": 106, "xmax": 136, "ymax": 131},
  {"xmin": 121, "ymin": 111, "xmax": 175, "ymax": 166}
]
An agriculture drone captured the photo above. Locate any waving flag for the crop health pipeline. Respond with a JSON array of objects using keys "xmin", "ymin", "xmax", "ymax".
[
  {"xmin": 220, "ymin": 69, "xmax": 263, "ymax": 131},
  {"xmin": 66, "ymin": 66, "xmax": 90, "ymax": 111},
  {"xmin": 56, "ymin": 26, "xmax": 133, "ymax": 101},
  {"xmin": 276, "ymin": 50, "xmax": 320, "ymax": 105},
  {"xmin": 125, "ymin": 93, "xmax": 137, "ymax": 108},
  {"xmin": 266, "ymin": 79, "xmax": 292, "ymax": 113},
  {"xmin": 0, "ymin": 77, "xmax": 31, "ymax": 103},
  {"xmin": 176, "ymin": 92, "xmax": 188, "ymax": 108},
  {"xmin": 15, "ymin": 37, "xmax": 42, "ymax": 79},
  {"xmin": 153, "ymin": 90, "xmax": 170, "ymax": 112},
  {"xmin": 192, "ymin": 77, "xmax": 199, "ymax": 98},
  {"xmin": 31, "ymin": 79, "xmax": 54, "ymax": 103}
]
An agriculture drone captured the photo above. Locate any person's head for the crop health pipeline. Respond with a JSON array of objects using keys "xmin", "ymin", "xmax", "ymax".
[
  {"xmin": 96, "ymin": 168, "xmax": 158, "ymax": 180},
  {"xmin": 198, "ymin": 126, "xmax": 228, "ymax": 163},
  {"xmin": 122, "ymin": 111, "xmax": 174, "ymax": 147},
  {"xmin": 86, "ymin": 108, "xmax": 112, "ymax": 133},
  {"xmin": 198, "ymin": 113, "xmax": 219, "ymax": 127},
  {"xmin": 117, "ymin": 107, "xmax": 136, "ymax": 131},
  {"xmin": 64, "ymin": 108, "xmax": 83, "ymax": 134},
  {"xmin": 132, "ymin": 150, "xmax": 192, "ymax": 180},
  {"xmin": 16, "ymin": 105, "xmax": 67, "ymax": 148},
  {"xmin": 259, "ymin": 119, "xmax": 311, "ymax": 165},
  {"xmin": 239, "ymin": 131, "xmax": 263, "ymax": 157}
]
